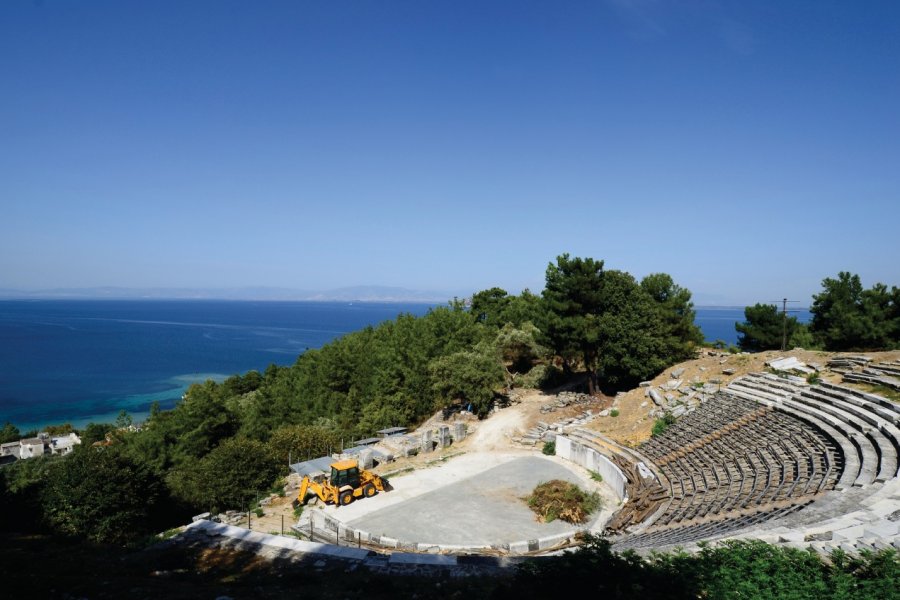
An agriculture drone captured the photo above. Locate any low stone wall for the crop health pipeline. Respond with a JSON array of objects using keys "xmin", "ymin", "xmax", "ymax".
[
  {"xmin": 301, "ymin": 508, "xmax": 584, "ymax": 556},
  {"xmin": 554, "ymin": 435, "xmax": 628, "ymax": 501}
]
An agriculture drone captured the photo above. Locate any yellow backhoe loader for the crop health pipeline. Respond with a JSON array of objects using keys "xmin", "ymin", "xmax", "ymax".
[{"xmin": 296, "ymin": 459, "xmax": 387, "ymax": 507}]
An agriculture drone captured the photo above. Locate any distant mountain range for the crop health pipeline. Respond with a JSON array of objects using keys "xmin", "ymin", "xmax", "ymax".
[
  {"xmin": 0, "ymin": 285, "xmax": 464, "ymax": 303},
  {"xmin": 0, "ymin": 286, "xmax": 783, "ymax": 307}
]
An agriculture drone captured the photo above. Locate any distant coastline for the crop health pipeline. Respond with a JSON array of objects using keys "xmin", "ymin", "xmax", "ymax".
[
  {"xmin": 0, "ymin": 299, "xmax": 811, "ymax": 431},
  {"xmin": 0, "ymin": 285, "xmax": 461, "ymax": 304}
]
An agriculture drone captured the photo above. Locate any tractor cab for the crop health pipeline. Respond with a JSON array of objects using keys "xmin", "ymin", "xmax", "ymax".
[{"xmin": 329, "ymin": 459, "xmax": 361, "ymax": 489}]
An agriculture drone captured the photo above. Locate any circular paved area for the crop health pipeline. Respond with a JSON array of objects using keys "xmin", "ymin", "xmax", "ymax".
[{"xmin": 343, "ymin": 455, "xmax": 609, "ymax": 545}]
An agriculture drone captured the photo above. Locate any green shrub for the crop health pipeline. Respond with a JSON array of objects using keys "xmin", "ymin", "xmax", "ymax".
[
  {"xmin": 589, "ymin": 470, "xmax": 604, "ymax": 483},
  {"xmin": 651, "ymin": 413, "xmax": 677, "ymax": 437},
  {"xmin": 542, "ymin": 441, "xmax": 556, "ymax": 455},
  {"xmin": 610, "ymin": 409, "xmax": 620, "ymax": 417},
  {"xmin": 526, "ymin": 480, "xmax": 602, "ymax": 524}
]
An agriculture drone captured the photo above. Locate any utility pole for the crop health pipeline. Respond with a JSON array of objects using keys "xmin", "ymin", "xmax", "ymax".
[
  {"xmin": 781, "ymin": 298, "xmax": 788, "ymax": 352},
  {"xmin": 770, "ymin": 298, "xmax": 800, "ymax": 351}
]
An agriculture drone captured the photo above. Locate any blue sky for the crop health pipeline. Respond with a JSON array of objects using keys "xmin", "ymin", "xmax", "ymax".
[{"xmin": 1, "ymin": 1, "xmax": 898, "ymax": 305}]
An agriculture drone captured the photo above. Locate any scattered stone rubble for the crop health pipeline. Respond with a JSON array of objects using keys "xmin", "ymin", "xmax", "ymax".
[
  {"xmin": 539, "ymin": 391, "xmax": 593, "ymax": 414},
  {"xmin": 518, "ymin": 409, "xmax": 596, "ymax": 446},
  {"xmin": 826, "ymin": 356, "xmax": 900, "ymax": 392},
  {"xmin": 645, "ymin": 380, "xmax": 713, "ymax": 418}
]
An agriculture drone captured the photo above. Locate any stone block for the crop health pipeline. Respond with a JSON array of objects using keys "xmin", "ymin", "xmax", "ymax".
[
  {"xmin": 437, "ymin": 425, "xmax": 451, "ymax": 448},
  {"xmin": 452, "ymin": 421, "xmax": 467, "ymax": 441},
  {"xmin": 666, "ymin": 379, "xmax": 683, "ymax": 390},
  {"xmin": 832, "ymin": 525, "xmax": 867, "ymax": 541},
  {"xmin": 777, "ymin": 531, "xmax": 806, "ymax": 543},
  {"xmin": 863, "ymin": 521, "xmax": 900, "ymax": 539},
  {"xmin": 420, "ymin": 430, "xmax": 434, "ymax": 453}
]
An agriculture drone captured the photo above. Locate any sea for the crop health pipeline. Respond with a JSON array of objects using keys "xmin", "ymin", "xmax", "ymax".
[{"xmin": 0, "ymin": 300, "xmax": 810, "ymax": 431}]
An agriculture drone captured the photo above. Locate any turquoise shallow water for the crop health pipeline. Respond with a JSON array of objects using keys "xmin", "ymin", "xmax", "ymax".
[{"xmin": 0, "ymin": 300, "xmax": 433, "ymax": 430}]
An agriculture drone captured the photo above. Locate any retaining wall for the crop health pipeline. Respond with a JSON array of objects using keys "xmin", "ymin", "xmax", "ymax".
[
  {"xmin": 300, "ymin": 506, "xmax": 584, "ymax": 556},
  {"xmin": 554, "ymin": 435, "xmax": 628, "ymax": 501}
]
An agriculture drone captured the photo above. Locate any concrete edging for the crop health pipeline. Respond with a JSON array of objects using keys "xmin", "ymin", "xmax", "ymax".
[{"xmin": 304, "ymin": 501, "xmax": 587, "ymax": 556}]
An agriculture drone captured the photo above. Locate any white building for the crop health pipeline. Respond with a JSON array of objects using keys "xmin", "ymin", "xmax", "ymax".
[
  {"xmin": 18, "ymin": 437, "xmax": 46, "ymax": 459},
  {"xmin": 0, "ymin": 432, "xmax": 82, "ymax": 462},
  {"xmin": 48, "ymin": 432, "xmax": 81, "ymax": 455}
]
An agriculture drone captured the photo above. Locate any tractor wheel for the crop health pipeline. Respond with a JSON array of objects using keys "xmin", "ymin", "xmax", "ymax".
[
  {"xmin": 339, "ymin": 491, "xmax": 354, "ymax": 506},
  {"xmin": 363, "ymin": 484, "xmax": 377, "ymax": 498}
]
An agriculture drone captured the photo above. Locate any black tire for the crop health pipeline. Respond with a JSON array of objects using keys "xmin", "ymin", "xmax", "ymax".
[
  {"xmin": 363, "ymin": 484, "xmax": 377, "ymax": 498},
  {"xmin": 339, "ymin": 491, "xmax": 354, "ymax": 506}
]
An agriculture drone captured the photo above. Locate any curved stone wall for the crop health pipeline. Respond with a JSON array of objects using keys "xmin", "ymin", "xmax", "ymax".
[{"xmin": 554, "ymin": 435, "xmax": 629, "ymax": 501}]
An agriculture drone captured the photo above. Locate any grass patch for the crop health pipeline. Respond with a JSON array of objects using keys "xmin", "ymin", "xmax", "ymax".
[
  {"xmin": 651, "ymin": 413, "xmax": 677, "ymax": 437},
  {"xmin": 588, "ymin": 470, "xmax": 603, "ymax": 483},
  {"xmin": 542, "ymin": 441, "xmax": 556, "ymax": 455},
  {"xmin": 157, "ymin": 527, "xmax": 182, "ymax": 540},
  {"xmin": 526, "ymin": 480, "xmax": 602, "ymax": 524},
  {"xmin": 609, "ymin": 409, "xmax": 620, "ymax": 417}
]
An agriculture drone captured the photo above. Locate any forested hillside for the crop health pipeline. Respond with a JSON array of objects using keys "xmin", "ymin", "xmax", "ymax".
[{"xmin": 1, "ymin": 254, "xmax": 704, "ymax": 544}]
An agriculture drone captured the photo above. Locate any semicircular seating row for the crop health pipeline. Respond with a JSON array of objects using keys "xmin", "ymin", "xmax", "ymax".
[{"xmin": 603, "ymin": 373, "xmax": 900, "ymax": 553}]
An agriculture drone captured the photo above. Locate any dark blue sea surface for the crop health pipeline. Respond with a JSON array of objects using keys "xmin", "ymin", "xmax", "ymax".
[
  {"xmin": 0, "ymin": 301, "xmax": 811, "ymax": 430},
  {"xmin": 694, "ymin": 306, "xmax": 811, "ymax": 345},
  {"xmin": 0, "ymin": 300, "xmax": 434, "ymax": 430}
]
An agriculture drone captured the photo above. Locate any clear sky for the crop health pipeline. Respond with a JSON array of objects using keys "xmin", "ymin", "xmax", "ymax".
[{"xmin": 1, "ymin": 1, "xmax": 898, "ymax": 305}]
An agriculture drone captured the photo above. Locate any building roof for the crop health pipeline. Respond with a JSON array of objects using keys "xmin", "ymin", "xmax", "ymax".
[
  {"xmin": 289, "ymin": 456, "xmax": 335, "ymax": 478},
  {"xmin": 351, "ymin": 437, "xmax": 381, "ymax": 446},
  {"xmin": 376, "ymin": 426, "xmax": 407, "ymax": 436},
  {"xmin": 0, "ymin": 441, "xmax": 20, "ymax": 449},
  {"xmin": 21, "ymin": 438, "xmax": 45, "ymax": 446}
]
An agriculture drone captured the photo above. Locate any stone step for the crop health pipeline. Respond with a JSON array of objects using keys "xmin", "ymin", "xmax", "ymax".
[{"xmin": 793, "ymin": 391, "xmax": 898, "ymax": 482}]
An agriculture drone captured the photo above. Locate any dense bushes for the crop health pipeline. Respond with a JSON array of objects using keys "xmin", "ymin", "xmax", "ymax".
[
  {"xmin": 495, "ymin": 535, "xmax": 899, "ymax": 600},
  {"xmin": 166, "ymin": 438, "xmax": 280, "ymax": 514},
  {"xmin": 41, "ymin": 447, "xmax": 163, "ymax": 545}
]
